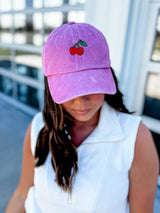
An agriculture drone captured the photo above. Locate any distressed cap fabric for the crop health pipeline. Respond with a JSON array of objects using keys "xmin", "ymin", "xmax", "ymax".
[{"xmin": 42, "ymin": 22, "xmax": 116, "ymax": 104}]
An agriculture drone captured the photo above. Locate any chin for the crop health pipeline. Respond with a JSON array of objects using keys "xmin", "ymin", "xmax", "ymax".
[{"xmin": 73, "ymin": 114, "xmax": 94, "ymax": 122}]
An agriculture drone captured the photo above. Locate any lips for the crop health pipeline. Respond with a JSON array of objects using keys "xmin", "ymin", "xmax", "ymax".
[{"xmin": 73, "ymin": 109, "xmax": 90, "ymax": 115}]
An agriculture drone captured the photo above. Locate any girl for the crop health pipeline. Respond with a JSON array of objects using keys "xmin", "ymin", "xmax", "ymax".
[{"xmin": 6, "ymin": 22, "xmax": 159, "ymax": 213}]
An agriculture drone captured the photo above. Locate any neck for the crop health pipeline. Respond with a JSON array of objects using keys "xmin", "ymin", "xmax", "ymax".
[
  {"xmin": 64, "ymin": 110, "xmax": 100, "ymax": 147},
  {"xmin": 68, "ymin": 110, "xmax": 101, "ymax": 147}
]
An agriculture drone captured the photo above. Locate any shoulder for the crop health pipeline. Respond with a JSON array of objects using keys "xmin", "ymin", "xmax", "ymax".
[
  {"xmin": 133, "ymin": 122, "xmax": 159, "ymax": 174},
  {"xmin": 130, "ymin": 121, "xmax": 159, "ymax": 174},
  {"xmin": 135, "ymin": 122, "xmax": 158, "ymax": 165},
  {"xmin": 129, "ymin": 122, "xmax": 159, "ymax": 212},
  {"xmin": 116, "ymin": 111, "xmax": 141, "ymax": 137},
  {"xmin": 31, "ymin": 111, "xmax": 44, "ymax": 133},
  {"xmin": 30, "ymin": 112, "xmax": 44, "ymax": 156},
  {"xmin": 117, "ymin": 111, "xmax": 141, "ymax": 125},
  {"xmin": 32, "ymin": 112, "xmax": 43, "ymax": 126}
]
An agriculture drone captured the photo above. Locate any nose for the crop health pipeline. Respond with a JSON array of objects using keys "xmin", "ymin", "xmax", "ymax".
[{"xmin": 72, "ymin": 95, "xmax": 90, "ymax": 104}]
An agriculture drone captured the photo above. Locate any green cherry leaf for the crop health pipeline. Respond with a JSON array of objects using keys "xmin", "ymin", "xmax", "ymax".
[{"xmin": 79, "ymin": 40, "xmax": 87, "ymax": 47}]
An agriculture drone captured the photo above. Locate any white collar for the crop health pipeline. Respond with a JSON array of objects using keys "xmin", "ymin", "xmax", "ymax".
[{"xmin": 81, "ymin": 102, "xmax": 125, "ymax": 145}]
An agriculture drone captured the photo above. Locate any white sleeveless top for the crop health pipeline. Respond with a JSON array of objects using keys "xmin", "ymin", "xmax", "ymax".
[{"xmin": 25, "ymin": 102, "xmax": 141, "ymax": 213}]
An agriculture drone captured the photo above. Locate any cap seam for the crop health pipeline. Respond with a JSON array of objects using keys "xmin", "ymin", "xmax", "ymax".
[
  {"xmin": 46, "ymin": 67, "xmax": 110, "ymax": 77},
  {"xmin": 74, "ymin": 24, "xmax": 79, "ymax": 71}
]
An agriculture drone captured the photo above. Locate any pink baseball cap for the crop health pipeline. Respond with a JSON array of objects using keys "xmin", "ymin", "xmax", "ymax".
[{"xmin": 42, "ymin": 22, "xmax": 116, "ymax": 104}]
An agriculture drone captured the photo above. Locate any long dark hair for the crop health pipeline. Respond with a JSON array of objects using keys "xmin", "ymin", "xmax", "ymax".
[{"xmin": 35, "ymin": 67, "xmax": 130, "ymax": 192}]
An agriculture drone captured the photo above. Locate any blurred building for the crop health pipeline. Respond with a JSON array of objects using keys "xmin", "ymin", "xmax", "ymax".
[
  {"xmin": 0, "ymin": 0, "xmax": 159, "ymax": 156},
  {"xmin": 0, "ymin": 0, "xmax": 85, "ymax": 114}
]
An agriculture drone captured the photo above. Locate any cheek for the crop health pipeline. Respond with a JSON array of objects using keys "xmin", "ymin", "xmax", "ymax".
[
  {"xmin": 61, "ymin": 102, "xmax": 76, "ymax": 118},
  {"xmin": 94, "ymin": 94, "xmax": 105, "ymax": 107},
  {"xmin": 62, "ymin": 100, "xmax": 72, "ymax": 109},
  {"xmin": 99, "ymin": 94, "xmax": 105, "ymax": 103},
  {"xmin": 62, "ymin": 103, "xmax": 71, "ymax": 114}
]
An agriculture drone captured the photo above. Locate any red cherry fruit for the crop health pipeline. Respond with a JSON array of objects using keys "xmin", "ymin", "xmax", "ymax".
[
  {"xmin": 70, "ymin": 47, "xmax": 77, "ymax": 55},
  {"xmin": 77, "ymin": 47, "xmax": 84, "ymax": 55}
]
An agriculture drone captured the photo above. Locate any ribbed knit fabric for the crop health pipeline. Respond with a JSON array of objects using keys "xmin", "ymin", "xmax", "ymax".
[{"xmin": 25, "ymin": 101, "xmax": 141, "ymax": 213}]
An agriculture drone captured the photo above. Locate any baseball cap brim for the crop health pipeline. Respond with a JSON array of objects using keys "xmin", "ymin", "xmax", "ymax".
[{"xmin": 47, "ymin": 68, "xmax": 117, "ymax": 104}]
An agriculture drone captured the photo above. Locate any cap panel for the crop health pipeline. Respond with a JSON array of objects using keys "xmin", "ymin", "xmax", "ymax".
[
  {"xmin": 43, "ymin": 24, "xmax": 77, "ymax": 76},
  {"xmin": 42, "ymin": 23, "xmax": 111, "ymax": 77}
]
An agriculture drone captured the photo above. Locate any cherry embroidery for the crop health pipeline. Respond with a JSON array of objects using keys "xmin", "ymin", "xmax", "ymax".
[{"xmin": 70, "ymin": 40, "xmax": 87, "ymax": 55}]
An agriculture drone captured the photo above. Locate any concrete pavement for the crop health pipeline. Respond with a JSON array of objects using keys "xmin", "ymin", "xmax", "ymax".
[{"xmin": 0, "ymin": 99, "xmax": 32, "ymax": 213}]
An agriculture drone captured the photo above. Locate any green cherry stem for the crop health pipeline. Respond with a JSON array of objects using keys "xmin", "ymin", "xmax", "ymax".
[
  {"xmin": 73, "ymin": 41, "xmax": 80, "ymax": 49},
  {"xmin": 72, "ymin": 40, "xmax": 87, "ymax": 49}
]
